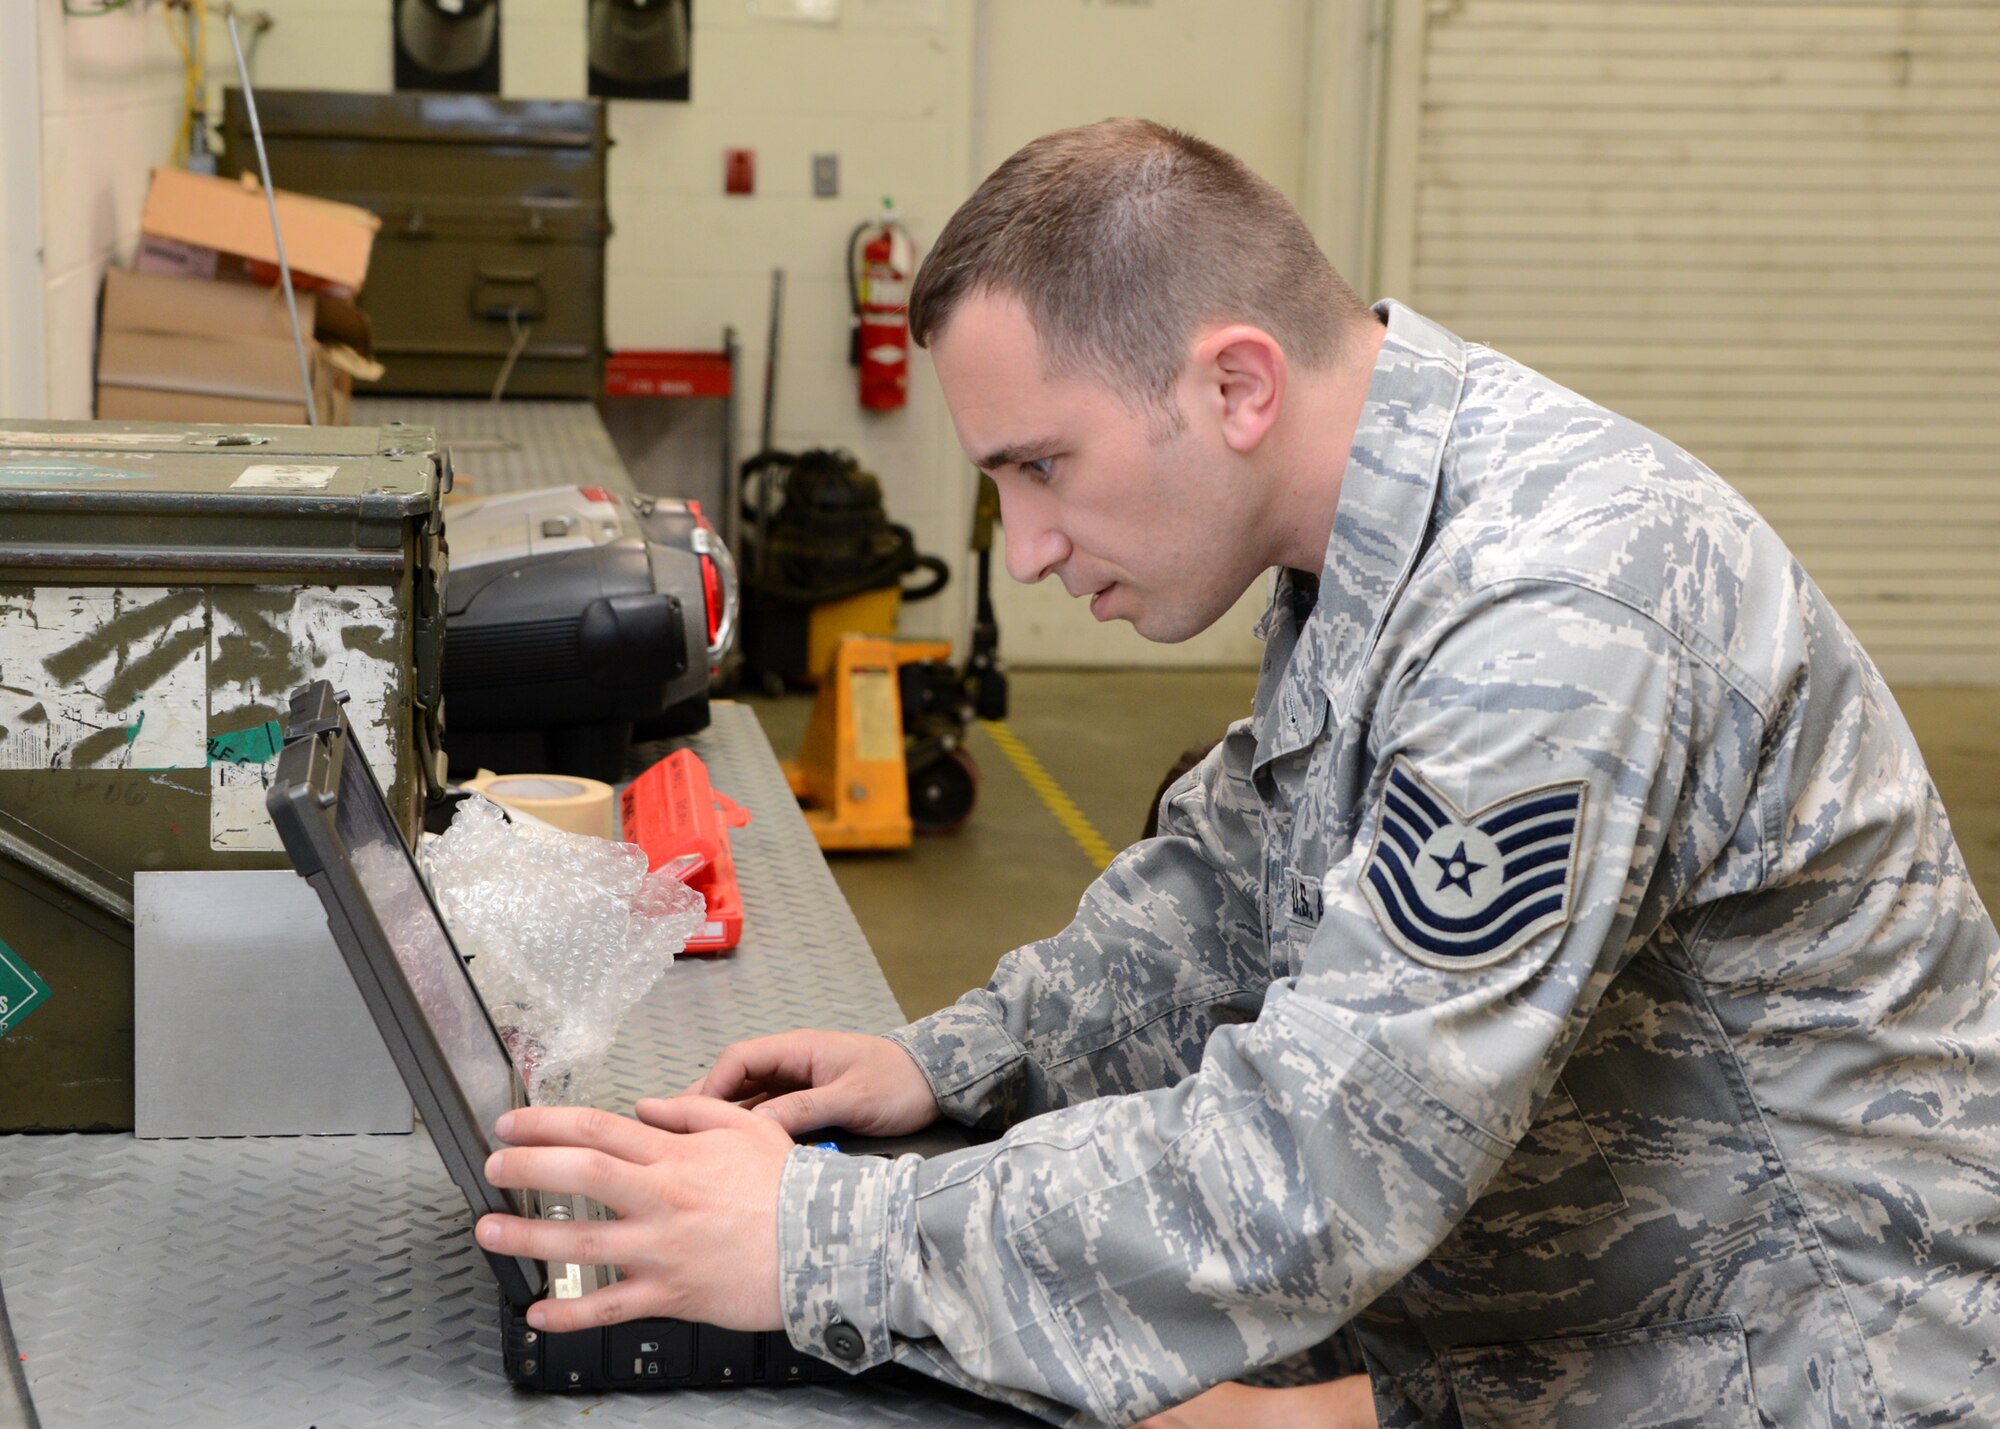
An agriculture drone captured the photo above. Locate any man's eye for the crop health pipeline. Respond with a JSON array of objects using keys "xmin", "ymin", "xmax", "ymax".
[{"xmin": 1023, "ymin": 457, "xmax": 1055, "ymax": 481}]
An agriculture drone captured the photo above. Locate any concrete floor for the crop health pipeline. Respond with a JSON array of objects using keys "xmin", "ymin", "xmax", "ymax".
[{"xmin": 746, "ymin": 676, "xmax": 2000, "ymax": 1023}]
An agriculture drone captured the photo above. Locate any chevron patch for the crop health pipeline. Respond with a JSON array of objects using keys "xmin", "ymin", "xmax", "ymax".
[{"xmin": 1359, "ymin": 758, "xmax": 1587, "ymax": 970}]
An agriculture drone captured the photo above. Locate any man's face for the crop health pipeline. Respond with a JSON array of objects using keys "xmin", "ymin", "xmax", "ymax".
[{"xmin": 929, "ymin": 292, "xmax": 1276, "ymax": 644}]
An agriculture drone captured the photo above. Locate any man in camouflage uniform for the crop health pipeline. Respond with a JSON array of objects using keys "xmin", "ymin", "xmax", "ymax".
[{"xmin": 478, "ymin": 120, "xmax": 2000, "ymax": 1427}]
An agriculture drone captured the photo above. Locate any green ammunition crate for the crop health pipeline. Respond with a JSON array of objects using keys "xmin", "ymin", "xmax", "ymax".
[
  {"xmin": 0, "ymin": 420, "xmax": 447, "ymax": 1130},
  {"xmin": 220, "ymin": 88, "xmax": 609, "ymax": 400}
]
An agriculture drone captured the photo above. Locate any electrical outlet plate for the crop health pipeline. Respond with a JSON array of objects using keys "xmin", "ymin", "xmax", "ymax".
[
  {"xmin": 751, "ymin": 0, "xmax": 842, "ymax": 22},
  {"xmin": 812, "ymin": 154, "xmax": 839, "ymax": 198}
]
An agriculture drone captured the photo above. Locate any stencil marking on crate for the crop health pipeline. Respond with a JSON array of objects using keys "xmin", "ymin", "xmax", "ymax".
[
  {"xmin": 0, "ymin": 586, "xmax": 208, "ymax": 770},
  {"xmin": 0, "ymin": 460, "xmax": 160, "ymax": 486},
  {"xmin": 0, "ymin": 429, "xmax": 186, "ymax": 448},
  {"xmin": 208, "ymin": 586, "xmax": 402, "ymax": 852}
]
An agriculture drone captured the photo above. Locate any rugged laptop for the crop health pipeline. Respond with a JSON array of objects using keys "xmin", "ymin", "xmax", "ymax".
[{"xmin": 266, "ymin": 680, "xmax": 964, "ymax": 1391}]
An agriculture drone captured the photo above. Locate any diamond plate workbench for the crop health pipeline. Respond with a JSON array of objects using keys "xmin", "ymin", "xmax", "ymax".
[
  {"xmin": 352, "ymin": 395, "xmax": 636, "ymax": 498},
  {"xmin": 0, "ymin": 705, "xmax": 1035, "ymax": 1427}
]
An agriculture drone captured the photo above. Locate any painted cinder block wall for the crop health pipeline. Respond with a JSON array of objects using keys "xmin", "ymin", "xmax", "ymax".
[{"xmin": 14, "ymin": 0, "xmax": 1370, "ymax": 664}]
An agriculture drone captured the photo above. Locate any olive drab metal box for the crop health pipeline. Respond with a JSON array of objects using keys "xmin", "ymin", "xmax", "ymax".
[
  {"xmin": 220, "ymin": 89, "xmax": 610, "ymax": 399},
  {"xmin": 0, "ymin": 420, "xmax": 448, "ymax": 1130}
]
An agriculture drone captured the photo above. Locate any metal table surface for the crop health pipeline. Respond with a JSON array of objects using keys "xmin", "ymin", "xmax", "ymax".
[
  {"xmin": 351, "ymin": 396, "xmax": 635, "ymax": 498},
  {"xmin": 0, "ymin": 705, "xmax": 1034, "ymax": 1427}
]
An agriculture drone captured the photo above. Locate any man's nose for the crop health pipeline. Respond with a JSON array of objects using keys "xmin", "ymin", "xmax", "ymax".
[{"xmin": 997, "ymin": 484, "xmax": 1070, "ymax": 585}]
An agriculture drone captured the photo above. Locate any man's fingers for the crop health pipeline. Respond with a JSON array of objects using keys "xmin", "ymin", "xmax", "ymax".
[
  {"xmin": 701, "ymin": 1032, "xmax": 821, "ymax": 1100},
  {"xmin": 634, "ymin": 1093, "xmax": 772, "ymax": 1137},
  {"xmin": 682, "ymin": 1073, "xmax": 774, "ymax": 1099},
  {"xmin": 520, "ymin": 1283, "xmax": 655, "ymax": 1336},
  {"xmin": 493, "ymin": 1105, "xmax": 666, "ymax": 1165},
  {"xmin": 747, "ymin": 1088, "xmax": 833, "ymax": 1135},
  {"xmin": 485, "ymin": 1144, "xmax": 649, "ymax": 1210},
  {"xmin": 476, "ymin": 1211, "xmax": 643, "ymax": 1270}
]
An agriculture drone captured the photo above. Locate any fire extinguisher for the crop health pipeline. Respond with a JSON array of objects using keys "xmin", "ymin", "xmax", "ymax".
[{"xmin": 848, "ymin": 198, "xmax": 914, "ymax": 412}]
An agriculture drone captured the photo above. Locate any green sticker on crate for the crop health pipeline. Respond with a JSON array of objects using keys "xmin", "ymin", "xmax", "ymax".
[
  {"xmin": 0, "ymin": 938, "xmax": 51, "ymax": 1039},
  {"xmin": 207, "ymin": 720, "xmax": 285, "ymax": 767}
]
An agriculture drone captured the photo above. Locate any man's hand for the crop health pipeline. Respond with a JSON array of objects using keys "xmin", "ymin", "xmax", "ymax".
[
  {"xmin": 689, "ymin": 1029, "xmax": 940, "ymax": 1138},
  {"xmin": 476, "ymin": 1097, "xmax": 792, "ymax": 1334}
]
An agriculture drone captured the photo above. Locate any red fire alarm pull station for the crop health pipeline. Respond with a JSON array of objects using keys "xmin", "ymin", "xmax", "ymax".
[{"xmin": 725, "ymin": 148, "xmax": 755, "ymax": 195}]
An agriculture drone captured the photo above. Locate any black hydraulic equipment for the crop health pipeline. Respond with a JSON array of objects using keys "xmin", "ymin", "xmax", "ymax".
[
  {"xmin": 736, "ymin": 446, "xmax": 949, "ymax": 689},
  {"xmin": 780, "ymin": 474, "xmax": 1007, "ymax": 843}
]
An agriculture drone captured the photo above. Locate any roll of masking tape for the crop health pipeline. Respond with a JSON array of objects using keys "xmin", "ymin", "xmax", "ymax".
[{"xmin": 464, "ymin": 773, "xmax": 618, "ymax": 840}]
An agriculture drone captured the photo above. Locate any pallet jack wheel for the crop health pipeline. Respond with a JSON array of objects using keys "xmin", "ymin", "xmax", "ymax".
[{"xmin": 909, "ymin": 744, "xmax": 979, "ymax": 835}]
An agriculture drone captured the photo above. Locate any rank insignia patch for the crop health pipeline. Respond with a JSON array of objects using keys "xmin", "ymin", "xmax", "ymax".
[{"xmin": 1359, "ymin": 758, "xmax": 1587, "ymax": 970}]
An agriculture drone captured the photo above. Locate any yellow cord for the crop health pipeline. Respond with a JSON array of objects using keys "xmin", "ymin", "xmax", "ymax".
[
  {"xmin": 980, "ymin": 720, "xmax": 1119, "ymax": 871},
  {"xmin": 162, "ymin": 0, "xmax": 208, "ymax": 168}
]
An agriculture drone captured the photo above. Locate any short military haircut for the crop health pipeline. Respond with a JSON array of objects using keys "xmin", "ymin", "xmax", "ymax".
[{"xmin": 909, "ymin": 118, "xmax": 1367, "ymax": 425}]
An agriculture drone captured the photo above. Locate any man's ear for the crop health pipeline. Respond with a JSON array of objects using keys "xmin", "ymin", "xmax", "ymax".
[{"xmin": 1190, "ymin": 325, "xmax": 1286, "ymax": 454}]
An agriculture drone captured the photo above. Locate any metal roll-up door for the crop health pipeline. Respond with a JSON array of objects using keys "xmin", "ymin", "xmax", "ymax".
[{"xmin": 1374, "ymin": 0, "xmax": 2000, "ymax": 683}]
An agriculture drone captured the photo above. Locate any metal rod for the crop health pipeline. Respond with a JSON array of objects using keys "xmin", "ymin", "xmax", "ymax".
[
  {"xmin": 0, "ymin": 548, "xmax": 406, "ymax": 575},
  {"xmin": 760, "ymin": 267, "xmax": 783, "ymax": 457},
  {"xmin": 0, "ymin": 1254, "xmax": 44, "ymax": 1429},
  {"xmin": 225, "ymin": 9, "xmax": 318, "ymax": 426},
  {"xmin": 0, "ymin": 820, "xmax": 133, "ymax": 927},
  {"xmin": 721, "ymin": 323, "xmax": 741, "ymax": 555},
  {"xmin": 754, "ymin": 272, "xmax": 784, "ymax": 581}
]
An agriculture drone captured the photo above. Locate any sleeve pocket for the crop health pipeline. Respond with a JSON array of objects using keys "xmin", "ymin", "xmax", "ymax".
[
  {"xmin": 1442, "ymin": 1313, "xmax": 1764, "ymax": 1429},
  {"xmin": 1425, "ymin": 1078, "xmax": 1626, "ymax": 1261}
]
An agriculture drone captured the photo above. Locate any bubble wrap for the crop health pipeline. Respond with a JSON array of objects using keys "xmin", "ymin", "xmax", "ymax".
[{"xmin": 422, "ymin": 795, "xmax": 705, "ymax": 1104}]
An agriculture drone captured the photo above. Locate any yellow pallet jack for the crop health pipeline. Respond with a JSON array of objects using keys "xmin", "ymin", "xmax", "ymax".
[{"xmin": 782, "ymin": 635, "xmax": 973, "ymax": 850}]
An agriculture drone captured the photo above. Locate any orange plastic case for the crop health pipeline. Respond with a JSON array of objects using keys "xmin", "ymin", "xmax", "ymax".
[{"xmin": 621, "ymin": 750, "xmax": 750, "ymax": 953}]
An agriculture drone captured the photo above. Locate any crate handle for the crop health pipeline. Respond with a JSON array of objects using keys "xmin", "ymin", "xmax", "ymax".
[{"xmin": 472, "ymin": 269, "xmax": 546, "ymax": 322}]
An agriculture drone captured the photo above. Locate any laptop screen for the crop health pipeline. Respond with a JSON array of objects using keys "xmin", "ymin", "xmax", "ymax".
[
  {"xmin": 333, "ymin": 731, "xmax": 521, "ymax": 1160},
  {"xmin": 268, "ymin": 685, "xmax": 543, "ymax": 1304}
]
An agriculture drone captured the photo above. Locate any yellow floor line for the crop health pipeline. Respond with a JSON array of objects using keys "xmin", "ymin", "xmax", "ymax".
[{"xmin": 980, "ymin": 719, "xmax": 1118, "ymax": 870}]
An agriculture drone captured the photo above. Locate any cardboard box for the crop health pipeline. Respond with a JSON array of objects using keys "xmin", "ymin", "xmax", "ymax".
[
  {"xmin": 95, "ymin": 267, "xmax": 371, "ymax": 426},
  {"xmin": 105, "ymin": 262, "xmax": 317, "ymax": 342},
  {"xmin": 133, "ymin": 235, "xmax": 219, "ymax": 282},
  {"xmin": 96, "ymin": 333, "xmax": 343, "ymax": 427},
  {"xmin": 139, "ymin": 167, "xmax": 380, "ymax": 294}
]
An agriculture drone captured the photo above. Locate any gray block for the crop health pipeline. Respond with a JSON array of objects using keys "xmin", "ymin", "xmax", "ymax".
[{"xmin": 134, "ymin": 870, "xmax": 412, "ymax": 1138}]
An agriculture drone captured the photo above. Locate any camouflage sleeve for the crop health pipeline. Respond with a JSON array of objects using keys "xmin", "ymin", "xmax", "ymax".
[
  {"xmin": 775, "ymin": 575, "xmax": 1758, "ymax": 1425},
  {"xmin": 882, "ymin": 720, "xmax": 1273, "ymax": 1129}
]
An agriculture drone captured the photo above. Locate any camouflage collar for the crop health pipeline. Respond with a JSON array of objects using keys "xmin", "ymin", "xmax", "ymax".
[{"xmin": 1251, "ymin": 301, "xmax": 1466, "ymax": 772}]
